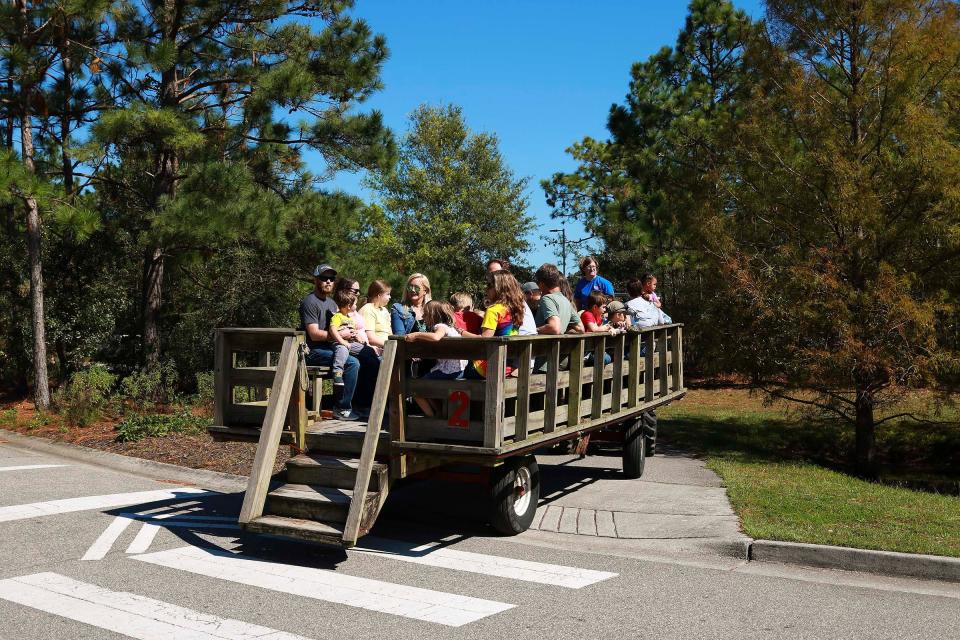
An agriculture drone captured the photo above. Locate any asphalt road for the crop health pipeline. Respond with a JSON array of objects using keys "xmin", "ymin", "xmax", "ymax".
[{"xmin": 1, "ymin": 441, "xmax": 958, "ymax": 640}]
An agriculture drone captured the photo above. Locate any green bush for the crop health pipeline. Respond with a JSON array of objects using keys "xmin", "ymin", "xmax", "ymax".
[
  {"xmin": 192, "ymin": 371, "xmax": 215, "ymax": 410},
  {"xmin": 53, "ymin": 364, "xmax": 116, "ymax": 427},
  {"xmin": 0, "ymin": 408, "xmax": 17, "ymax": 428},
  {"xmin": 120, "ymin": 360, "xmax": 179, "ymax": 409},
  {"xmin": 115, "ymin": 409, "xmax": 210, "ymax": 443}
]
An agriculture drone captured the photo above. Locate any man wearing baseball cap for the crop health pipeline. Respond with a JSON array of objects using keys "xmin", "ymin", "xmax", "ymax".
[{"xmin": 299, "ymin": 263, "xmax": 361, "ymax": 420}]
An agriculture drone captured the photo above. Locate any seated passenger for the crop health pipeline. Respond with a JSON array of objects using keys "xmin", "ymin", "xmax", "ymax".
[
  {"xmin": 450, "ymin": 291, "xmax": 482, "ymax": 335},
  {"xmin": 534, "ymin": 263, "xmax": 584, "ymax": 335},
  {"xmin": 359, "ymin": 279, "xmax": 392, "ymax": 356},
  {"xmin": 626, "ymin": 277, "xmax": 671, "ymax": 328},
  {"xmin": 391, "ymin": 273, "xmax": 431, "ymax": 336},
  {"xmin": 462, "ymin": 271, "xmax": 524, "ymax": 378},
  {"xmin": 404, "ymin": 300, "xmax": 466, "ymax": 416},
  {"xmin": 606, "ymin": 300, "xmax": 630, "ymax": 331},
  {"xmin": 581, "ymin": 291, "xmax": 624, "ymax": 335}
]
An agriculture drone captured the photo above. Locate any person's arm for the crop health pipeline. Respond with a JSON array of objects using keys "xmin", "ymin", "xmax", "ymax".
[
  {"xmin": 582, "ymin": 311, "xmax": 610, "ymax": 333},
  {"xmin": 537, "ymin": 316, "xmax": 562, "ymax": 335},
  {"xmin": 301, "ymin": 301, "xmax": 329, "ymax": 343},
  {"xmin": 329, "ymin": 318, "xmax": 350, "ymax": 347},
  {"xmin": 390, "ymin": 304, "xmax": 407, "ymax": 336},
  {"xmin": 566, "ymin": 317, "xmax": 585, "ymax": 334},
  {"xmin": 404, "ymin": 326, "xmax": 447, "ymax": 342},
  {"xmin": 602, "ymin": 277, "xmax": 614, "ymax": 296},
  {"xmin": 305, "ymin": 323, "xmax": 327, "ymax": 343}
]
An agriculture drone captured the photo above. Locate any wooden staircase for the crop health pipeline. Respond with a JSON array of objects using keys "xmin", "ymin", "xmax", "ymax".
[{"xmin": 238, "ymin": 339, "xmax": 396, "ymax": 548}]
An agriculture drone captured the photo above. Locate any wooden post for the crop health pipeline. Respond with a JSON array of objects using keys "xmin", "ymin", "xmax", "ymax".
[
  {"xmin": 611, "ymin": 334, "xmax": 624, "ymax": 414},
  {"xmin": 644, "ymin": 331, "xmax": 655, "ymax": 402},
  {"xmin": 286, "ymin": 336, "xmax": 307, "ymax": 451},
  {"xmin": 389, "ymin": 340, "xmax": 407, "ymax": 478},
  {"xmin": 627, "ymin": 332, "xmax": 640, "ymax": 408},
  {"xmin": 568, "ymin": 339, "xmax": 584, "ymax": 427},
  {"xmin": 483, "ymin": 343, "xmax": 507, "ymax": 448},
  {"xmin": 659, "ymin": 329, "xmax": 670, "ymax": 396},
  {"xmin": 672, "ymin": 326, "xmax": 684, "ymax": 393},
  {"xmin": 213, "ymin": 329, "xmax": 230, "ymax": 425},
  {"xmin": 238, "ymin": 337, "xmax": 299, "ymax": 525},
  {"xmin": 514, "ymin": 342, "xmax": 533, "ymax": 441},
  {"xmin": 591, "ymin": 335, "xmax": 606, "ymax": 419},
  {"xmin": 542, "ymin": 340, "xmax": 560, "ymax": 434},
  {"xmin": 342, "ymin": 340, "xmax": 397, "ymax": 546},
  {"xmin": 256, "ymin": 351, "xmax": 270, "ymax": 401}
]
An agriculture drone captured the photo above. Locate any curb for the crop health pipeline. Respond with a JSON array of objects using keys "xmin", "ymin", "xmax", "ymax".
[
  {"xmin": 0, "ymin": 428, "xmax": 248, "ymax": 494},
  {"xmin": 749, "ymin": 539, "xmax": 960, "ymax": 584}
]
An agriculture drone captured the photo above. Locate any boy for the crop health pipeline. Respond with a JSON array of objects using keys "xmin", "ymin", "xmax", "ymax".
[
  {"xmin": 606, "ymin": 299, "xmax": 630, "ymax": 331},
  {"xmin": 449, "ymin": 291, "xmax": 482, "ymax": 334},
  {"xmin": 329, "ymin": 290, "xmax": 365, "ymax": 387}
]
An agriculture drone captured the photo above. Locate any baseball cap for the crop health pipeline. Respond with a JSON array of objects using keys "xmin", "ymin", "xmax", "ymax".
[
  {"xmin": 606, "ymin": 300, "xmax": 627, "ymax": 314},
  {"xmin": 312, "ymin": 264, "xmax": 337, "ymax": 278},
  {"xmin": 521, "ymin": 282, "xmax": 540, "ymax": 294}
]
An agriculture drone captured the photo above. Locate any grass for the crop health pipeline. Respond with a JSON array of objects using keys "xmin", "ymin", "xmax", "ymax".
[{"xmin": 659, "ymin": 388, "xmax": 960, "ymax": 557}]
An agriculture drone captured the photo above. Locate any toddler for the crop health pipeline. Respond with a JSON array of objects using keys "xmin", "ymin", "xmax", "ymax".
[
  {"xmin": 329, "ymin": 290, "xmax": 365, "ymax": 387},
  {"xmin": 404, "ymin": 300, "xmax": 467, "ymax": 416},
  {"xmin": 642, "ymin": 273, "xmax": 662, "ymax": 308},
  {"xmin": 450, "ymin": 291, "xmax": 482, "ymax": 334}
]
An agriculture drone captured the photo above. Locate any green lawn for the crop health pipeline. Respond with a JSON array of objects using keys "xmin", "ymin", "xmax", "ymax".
[{"xmin": 659, "ymin": 389, "xmax": 960, "ymax": 557}]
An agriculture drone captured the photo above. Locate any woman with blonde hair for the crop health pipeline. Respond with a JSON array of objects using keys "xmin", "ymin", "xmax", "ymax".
[{"xmin": 390, "ymin": 272, "xmax": 431, "ymax": 336}]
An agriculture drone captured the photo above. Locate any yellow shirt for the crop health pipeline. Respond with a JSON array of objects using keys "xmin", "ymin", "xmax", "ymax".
[
  {"xmin": 329, "ymin": 312, "xmax": 355, "ymax": 331},
  {"xmin": 359, "ymin": 303, "xmax": 391, "ymax": 339}
]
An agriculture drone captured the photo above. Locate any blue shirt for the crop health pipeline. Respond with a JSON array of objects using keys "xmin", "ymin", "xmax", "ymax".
[{"xmin": 573, "ymin": 275, "xmax": 614, "ymax": 310}]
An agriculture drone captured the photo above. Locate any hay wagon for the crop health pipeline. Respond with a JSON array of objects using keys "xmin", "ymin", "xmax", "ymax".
[{"xmin": 210, "ymin": 324, "xmax": 685, "ymax": 547}]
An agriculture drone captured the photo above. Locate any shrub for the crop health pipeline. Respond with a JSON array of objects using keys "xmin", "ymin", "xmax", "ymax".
[
  {"xmin": 53, "ymin": 364, "xmax": 116, "ymax": 427},
  {"xmin": 0, "ymin": 408, "xmax": 17, "ymax": 428},
  {"xmin": 114, "ymin": 409, "xmax": 210, "ymax": 443},
  {"xmin": 192, "ymin": 371, "xmax": 215, "ymax": 411},
  {"xmin": 120, "ymin": 360, "xmax": 179, "ymax": 409}
]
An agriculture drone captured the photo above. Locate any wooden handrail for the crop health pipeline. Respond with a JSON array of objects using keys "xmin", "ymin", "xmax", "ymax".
[
  {"xmin": 238, "ymin": 336, "xmax": 300, "ymax": 525},
  {"xmin": 342, "ymin": 339, "xmax": 398, "ymax": 546}
]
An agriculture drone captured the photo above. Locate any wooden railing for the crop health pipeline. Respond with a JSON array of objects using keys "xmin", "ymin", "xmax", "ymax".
[{"xmin": 389, "ymin": 324, "xmax": 685, "ymax": 456}]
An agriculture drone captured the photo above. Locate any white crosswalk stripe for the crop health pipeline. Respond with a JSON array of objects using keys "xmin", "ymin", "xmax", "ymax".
[
  {"xmin": 133, "ymin": 545, "xmax": 515, "ymax": 627},
  {"xmin": 0, "ymin": 572, "xmax": 310, "ymax": 639},
  {"xmin": 355, "ymin": 536, "xmax": 618, "ymax": 588},
  {"xmin": 0, "ymin": 487, "xmax": 209, "ymax": 523}
]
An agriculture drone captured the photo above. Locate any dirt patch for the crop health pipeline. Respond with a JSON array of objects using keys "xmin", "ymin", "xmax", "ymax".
[{"xmin": 1, "ymin": 400, "xmax": 289, "ymax": 476}]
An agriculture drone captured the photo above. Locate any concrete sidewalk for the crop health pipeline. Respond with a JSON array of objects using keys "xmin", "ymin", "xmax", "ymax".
[{"xmin": 523, "ymin": 447, "xmax": 749, "ymax": 558}]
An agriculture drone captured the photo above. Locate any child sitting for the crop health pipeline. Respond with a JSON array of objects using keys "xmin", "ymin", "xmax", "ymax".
[
  {"xmin": 462, "ymin": 271, "xmax": 524, "ymax": 378},
  {"xmin": 580, "ymin": 291, "xmax": 624, "ymax": 334},
  {"xmin": 329, "ymin": 290, "xmax": 366, "ymax": 387},
  {"xmin": 404, "ymin": 300, "xmax": 466, "ymax": 416},
  {"xmin": 450, "ymin": 291, "xmax": 482, "ymax": 335},
  {"xmin": 642, "ymin": 273, "xmax": 662, "ymax": 308},
  {"xmin": 606, "ymin": 300, "xmax": 631, "ymax": 331}
]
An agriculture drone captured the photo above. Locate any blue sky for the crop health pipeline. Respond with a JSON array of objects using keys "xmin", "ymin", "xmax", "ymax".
[{"xmin": 325, "ymin": 0, "xmax": 765, "ymax": 272}]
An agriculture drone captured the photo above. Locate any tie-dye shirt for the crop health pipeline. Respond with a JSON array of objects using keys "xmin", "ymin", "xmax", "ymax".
[{"xmin": 470, "ymin": 303, "xmax": 517, "ymax": 377}]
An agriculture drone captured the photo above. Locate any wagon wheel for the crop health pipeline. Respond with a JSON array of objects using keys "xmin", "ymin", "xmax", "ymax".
[
  {"xmin": 642, "ymin": 409, "xmax": 657, "ymax": 456},
  {"xmin": 488, "ymin": 455, "xmax": 540, "ymax": 535},
  {"xmin": 622, "ymin": 418, "xmax": 647, "ymax": 479}
]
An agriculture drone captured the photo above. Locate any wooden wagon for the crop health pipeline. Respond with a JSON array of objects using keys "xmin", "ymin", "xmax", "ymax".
[{"xmin": 210, "ymin": 324, "xmax": 685, "ymax": 547}]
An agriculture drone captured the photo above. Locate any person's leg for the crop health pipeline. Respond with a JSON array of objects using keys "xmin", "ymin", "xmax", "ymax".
[
  {"xmin": 338, "ymin": 354, "xmax": 359, "ymax": 412},
  {"xmin": 333, "ymin": 344, "xmax": 348, "ymax": 372},
  {"xmin": 353, "ymin": 345, "xmax": 381, "ymax": 409}
]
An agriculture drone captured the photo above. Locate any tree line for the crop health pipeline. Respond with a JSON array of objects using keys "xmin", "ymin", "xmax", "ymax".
[
  {"xmin": 0, "ymin": 2, "xmax": 529, "ymax": 407},
  {"xmin": 545, "ymin": 0, "xmax": 960, "ymax": 475}
]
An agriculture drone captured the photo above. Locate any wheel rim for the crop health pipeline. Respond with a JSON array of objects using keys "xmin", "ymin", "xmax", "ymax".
[{"xmin": 512, "ymin": 466, "xmax": 532, "ymax": 515}]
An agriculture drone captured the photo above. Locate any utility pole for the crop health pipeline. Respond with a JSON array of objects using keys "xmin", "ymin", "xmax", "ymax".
[{"xmin": 549, "ymin": 226, "xmax": 567, "ymax": 275}]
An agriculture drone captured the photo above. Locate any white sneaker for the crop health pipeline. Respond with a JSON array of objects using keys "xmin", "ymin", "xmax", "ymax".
[{"xmin": 333, "ymin": 408, "xmax": 357, "ymax": 421}]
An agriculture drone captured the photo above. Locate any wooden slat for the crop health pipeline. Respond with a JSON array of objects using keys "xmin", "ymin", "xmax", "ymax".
[
  {"xmin": 542, "ymin": 341, "xmax": 561, "ymax": 434},
  {"xmin": 223, "ymin": 329, "xmax": 297, "ymax": 352},
  {"xmin": 644, "ymin": 332, "xmax": 655, "ymax": 402},
  {"xmin": 213, "ymin": 329, "xmax": 231, "ymax": 426},
  {"xmin": 659, "ymin": 328, "xmax": 670, "ymax": 397},
  {"xmin": 627, "ymin": 332, "xmax": 640, "ymax": 408},
  {"xmin": 567, "ymin": 340, "xmax": 584, "ymax": 428},
  {"xmin": 406, "ymin": 417, "xmax": 487, "ymax": 443},
  {"xmin": 229, "ymin": 367, "xmax": 277, "ymax": 385},
  {"xmin": 224, "ymin": 402, "xmax": 268, "ymax": 426},
  {"xmin": 672, "ymin": 325, "xmax": 684, "ymax": 393},
  {"xmin": 611, "ymin": 334, "xmax": 625, "ymax": 414},
  {"xmin": 238, "ymin": 336, "xmax": 299, "ymax": 525},
  {"xmin": 591, "ymin": 336, "xmax": 606, "ymax": 419},
  {"xmin": 404, "ymin": 378, "xmax": 486, "ymax": 397},
  {"xmin": 514, "ymin": 342, "xmax": 533, "ymax": 441},
  {"xmin": 483, "ymin": 343, "xmax": 507, "ymax": 448},
  {"xmin": 342, "ymin": 339, "xmax": 397, "ymax": 546}
]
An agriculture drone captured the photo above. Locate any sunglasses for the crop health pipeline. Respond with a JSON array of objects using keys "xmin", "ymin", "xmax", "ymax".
[
  {"xmin": 350, "ymin": 288, "xmax": 360, "ymax": 294},
  {"xmin": 318, "ymin": 276, "xmax": 336, "ymax": 283},
  {"xmin": 406, "ymin": 285, "xmax": 422, "ymax": 294}
]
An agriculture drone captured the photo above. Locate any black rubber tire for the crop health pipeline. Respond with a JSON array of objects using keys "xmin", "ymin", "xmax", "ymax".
[
  {"xmin": 642, "ymin": 409, "xmax": 657, "ymax": 456},
  {"xmin": 623, "ymin": 418, "xmax": 647, "ymax": 479},
  {"xmin": 488, "ymin": 456, "xmax": 540, "ymax": 535}
]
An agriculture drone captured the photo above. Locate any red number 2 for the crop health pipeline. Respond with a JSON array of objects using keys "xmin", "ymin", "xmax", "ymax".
[{"xmin": 448, "ymin": 390, "xmax": 470, "ymax": 428}]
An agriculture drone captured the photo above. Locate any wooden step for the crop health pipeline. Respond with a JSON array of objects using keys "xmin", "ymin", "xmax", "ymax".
[
  {"xmin": 244, "ymin": 515, "xmax": 345, "ymax": 546},
  {"xmin": 208, "ymin": 425, "xmax": 294, "ymax": 444},
  {"xmin": 286, "ymin": 454, "xmax": 388, "ymax": 491},
  {"xmin": 305, "ymin": 420, "xmax": 390, "ymax": 456},
  {"xmin": 264, "ymin": 483, "xmax": 377, "ymax": 523}
]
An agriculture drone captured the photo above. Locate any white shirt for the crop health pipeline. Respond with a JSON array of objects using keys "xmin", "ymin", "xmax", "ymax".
[
  {"xmin": 430, "ymin": 323, "xmax": 467, "ymax": 375},
  {"xmin": 518, "ymin": 301, "xmax": 537, "ymax": 336},
  {"xmin": 626, "ymin": 296, "xmax": 670, "ymax": 328}
]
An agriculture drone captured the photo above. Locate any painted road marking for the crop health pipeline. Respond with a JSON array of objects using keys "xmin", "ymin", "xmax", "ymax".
[
  {"xmin": 125, "ymin": 523, "xmax": 161, "ymax": 555},
  {"xmin": 0, "ymin": 487, "xmax": 209, "ymax": 523},
  {"xmin": 0, "ymin": 572, "xmax": 310, "ymax": 640},
  {"xmin": 134, "ymin": 545, "xmax": 514, "ymax": 627},
  {"xmin": 82, "ymin": 516, "xmax": 136, "ymax": 561},
  {"xmin": 0, "ymin": 464, "xmax": 67, "ymax": 472},
  {"xmin": 356, "ymin": 536, "xmax": 618, "ymax": 588}
]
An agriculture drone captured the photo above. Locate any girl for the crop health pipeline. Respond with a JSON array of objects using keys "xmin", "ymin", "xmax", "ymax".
[
  {"xmin": 404, "ymin": 300, "xmax": 465, "ymax": 416},
  {"xmin": 359, "ymin": 279, "xmax": 392, "ymax": 355},
  {"xmin": 462, "ymin": 270, "xmax": 524, "ymax": 378}
]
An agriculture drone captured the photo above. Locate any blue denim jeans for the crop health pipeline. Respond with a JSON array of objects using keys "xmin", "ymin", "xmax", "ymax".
[{"xmin": 306, "ymin": 344, "xmax": 359, "ymax": 411}]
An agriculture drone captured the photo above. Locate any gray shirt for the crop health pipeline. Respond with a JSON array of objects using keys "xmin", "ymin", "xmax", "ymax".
[
  {"xmin": 535, "ymin": 292, "xmax": 579, "ymax": 333},
  {"xmin": 299, "ymin": 292, "xmax": 338, "ymax": 349}
]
